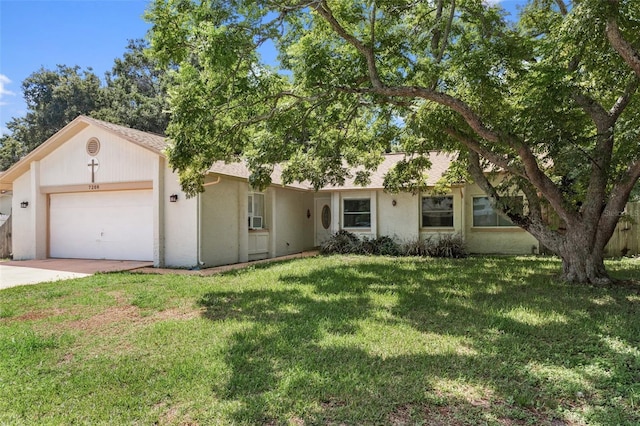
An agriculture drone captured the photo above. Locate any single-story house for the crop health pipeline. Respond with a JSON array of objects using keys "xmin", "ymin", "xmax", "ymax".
[{"xmin": 0, "ymin": 116, "xmax": 538, "ymax": 267}]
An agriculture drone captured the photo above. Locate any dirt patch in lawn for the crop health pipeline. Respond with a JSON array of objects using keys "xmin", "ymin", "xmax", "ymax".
[
  {"xmin": 153, "ymin": 307, "xmax": 205, "ymax": 321},
  {"xmin": 11, "ymin": 308, "xmax": 67, "ymax": 321},
  {"xmin": 64, "ymin": 304, "xmax": 203, "ymax": 332},
  {"xmin": 388, "ymin": 404, "xmax": 414, "ymax": 425},
  {"xmin": 67, "ymin": 305, "xmax": 141, "ymax": 331}
]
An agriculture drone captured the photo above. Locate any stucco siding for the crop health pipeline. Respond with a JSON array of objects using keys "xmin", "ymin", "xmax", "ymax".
[
  {"xmin": 162, "ymin": 166, "xmax": 198, "ymax": 267},
  {"xmin": 11, "ymin": 172, "xmax": 33, "ymax": 259},
  {"xmin": 274, "ymin": 188, "xmax": 315, "ymax": 256},
  {"xmin": 200, "ymin": 178, "xmax": 242, "ymax": 267},
  {"xmin": 377, "ymin": 191, "xmax": 419, "ymax": 242},
  {"xmin": 40, "ymin": 127, "xmax": 157, "ymax": 186}
]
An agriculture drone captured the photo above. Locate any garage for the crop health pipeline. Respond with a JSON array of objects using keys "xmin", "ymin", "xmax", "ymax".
[{"xmin": 49, "ymin": 190, "xmax": 153, "ymax": 261}]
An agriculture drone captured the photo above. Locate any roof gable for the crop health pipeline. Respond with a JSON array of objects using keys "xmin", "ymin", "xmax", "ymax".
[{"xmin": 0, "ymin": 116, "xmax": 167, "ymax": 187}]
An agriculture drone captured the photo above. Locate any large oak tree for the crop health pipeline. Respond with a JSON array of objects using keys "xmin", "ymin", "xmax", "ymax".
[{"xmin": 146, "ymin": 0, "xmax": 640, "ymax": 284}]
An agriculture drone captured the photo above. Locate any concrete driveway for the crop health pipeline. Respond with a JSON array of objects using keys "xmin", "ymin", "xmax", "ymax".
[{"xmin": 0, "ymin": 259, "xmax": 152, "ymax": 290}]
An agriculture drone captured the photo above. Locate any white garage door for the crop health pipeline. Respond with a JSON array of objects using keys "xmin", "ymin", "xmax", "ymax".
[{"xmin": 50, "ymin": 190, "xmax": 153, "ymax": 261}]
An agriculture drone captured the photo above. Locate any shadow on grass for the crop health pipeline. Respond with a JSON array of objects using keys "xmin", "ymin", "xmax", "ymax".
[{"xmin": 198, "ymin": 256, "xmax": 640, "ymax": 425}]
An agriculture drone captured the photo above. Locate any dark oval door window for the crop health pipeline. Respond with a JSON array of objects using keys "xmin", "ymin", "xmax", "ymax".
[{"xmin": 321, "ymin": 205, "xmax": 331, "ymax": 229}]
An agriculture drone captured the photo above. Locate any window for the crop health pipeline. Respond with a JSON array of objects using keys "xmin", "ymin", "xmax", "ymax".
[
  {"xmin": 472, "ymin": 196, "xmax": 522, "ymax": 227},
  {"xmin": 422, "ymin": 196, "xmax": 454, "ymax": 227},
  {"xmin": 248, "ymin": 192, "xmax": 265, "ymax": 229},
  {"xmin": 321, "ymin": 205, "xmax": 331, "ymax": 229},
  {"xmin": 343, "ymin": 199, "xmax": 371, "ymax": 228}
]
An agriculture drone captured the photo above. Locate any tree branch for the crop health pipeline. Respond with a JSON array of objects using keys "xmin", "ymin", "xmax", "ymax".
[
  {"xmin": 313, "ymin": 1, "xmax": 383, "ymax": 88},
  {"xmin": 609, "ymin": 77, "xmax": 639, "ymax": 120},
  {"xmin": 516, "ymin": 144, "xmax": 577, "ymax": 226},
  {"xmin": 444, "ymin": 128, "xmax": 524, "ymax": 177},
  {"xmin": 467, "ymin": 150, "xmax": 529, "ymax": 229},
  {"xmin": 606, "ymin": 15, "xmax": 640, "ymax": 78},
  {"xmin": 572, "ymin": 92, "xmax": 609, "ymax": 127},
  {"xmin": 595, "ymin": 157, "xmax": 640, "ymax": 249},
  {"xmin": 435, "ymin": 0, "xmax": 455, "ymax": 64},
  {"xmin": 555, "ymin": 0, "xmax": 568, "ymax": 16}
]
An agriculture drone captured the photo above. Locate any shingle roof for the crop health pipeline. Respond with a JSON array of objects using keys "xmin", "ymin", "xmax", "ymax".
[
  {"xmin": 208, "ymin": 152, "xmax": 455, "ymax": 191},
  {"xmin": 80, "ymin": 116, "xmax": 168, "ymax": 154},
  {"xmin": 208, "ymin": 161, "xmax": 310, "ymax": 190},
  {"xmin": 0, "ymin": 115, "xmax": 456, "ymax": 192},
  {"xmin": 320, "ymin": 152, "xmax": 455, "ymax": 190}
]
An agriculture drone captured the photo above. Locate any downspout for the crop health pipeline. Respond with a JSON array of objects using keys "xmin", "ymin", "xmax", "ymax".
[
  {"xmin": 197, "ymin": 176, "xmax": 223, "ymax": 268},
  {"xmin": 460, "ymin": 186, "xmax": 466, "ymax": 241},
  {"xmin": 197, "ymin": 192, "xmax": 203, "ymax": 268}
]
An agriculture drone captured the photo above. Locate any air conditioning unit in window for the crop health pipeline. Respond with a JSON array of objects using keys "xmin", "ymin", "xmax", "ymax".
[{"xmin": 250, "ymin": 216, "xmax": 263, "ymax": 229}]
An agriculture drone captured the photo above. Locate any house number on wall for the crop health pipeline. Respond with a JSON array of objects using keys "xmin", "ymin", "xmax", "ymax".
[{"xmin": 88, "ymin": 185, "xmax": 100, "ymax": 190}]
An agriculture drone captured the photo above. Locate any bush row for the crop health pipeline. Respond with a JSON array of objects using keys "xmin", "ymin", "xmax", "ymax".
[{"xmin": 319, "ymin": 230, "xmax": 468, "ymax": 258}]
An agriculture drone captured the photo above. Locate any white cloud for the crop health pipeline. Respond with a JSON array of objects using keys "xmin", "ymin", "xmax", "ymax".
[{"xmin": 0, "ymin": 74, "xmax": 16, "ymax": 103}]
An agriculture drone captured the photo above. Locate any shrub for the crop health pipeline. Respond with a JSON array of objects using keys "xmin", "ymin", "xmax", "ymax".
[
  {"xmin": 361, "ymin": 235, "xmax": 401, "ymax": 256},
  {"xmin": 400, "ymin": 239, "xmax": 430, "ymax": 257},
  {"xmin": 426, "ymin": 233, "xmax": 468, "ymax": 258},
  {"xmin": 321, "ymin": 231, "xmax": 401, "ymax": 256},
  {"xmin": 322, "ymin": 231, "xmax": 467, "ymax": 258},
  {"xmin": 401, "ymin": 233, "xmax": 468, "ymax": 258},
  {"xmin": 320, "ymin": 230, "xmax": 361, "ymax": 254}
]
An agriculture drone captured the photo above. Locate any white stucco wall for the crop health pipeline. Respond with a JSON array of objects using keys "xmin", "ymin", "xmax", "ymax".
[
  {"xmin": 464, "ymin": 183, "xmax": 539, "ymax": 254},
  {"xmin": 273, "ymin": 187, "xmax": 315, "ymax": 256},
  {"xmin": 376, "ymin": 190, "xmax": 420, "ymax": 242},
  {"xmin": 40, "ymin": 127, "xmax": 157, "ymax": 185},
  {"xmin": 11, "ymin": 172, "xmax": 33, "ymax": 259},
  {"xmin": 10, "ymin": 124, "xmax": 169, "ymax": 263},
  {"xmin": 162, "ymin": 165, "xmax": 198, "ymax": 267},
  {"xmin": 200, "ymin": 178, "xmax": 243, "ymax": 267}
]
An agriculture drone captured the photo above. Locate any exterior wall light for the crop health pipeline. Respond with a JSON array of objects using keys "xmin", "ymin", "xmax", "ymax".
[
  {"xmin": 307, "ymin": 209, "xmax": 311, "ymax": 219},
  {"xmin": 20, "ymin": 201, "xmax": 29, "ymax": 208},
  {"xmin": 392, "ymin": 199, "xmax": 397, "ymax": 207},
  {"xmin": 169, "ymin": 194, "xmax": 178, "ymax": 203}
]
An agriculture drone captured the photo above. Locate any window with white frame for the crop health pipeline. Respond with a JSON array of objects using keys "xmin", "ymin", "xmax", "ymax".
[
  {"xmin": 248, "ymin": 192, "xmax": 265, "ymax": 229},
  {"xmin": 343, "ymin": 198, "xmax": 371, "ymax": 228},
  {"xmin": 472, "ymin": 196, "xmax": 523, "ymax": 227},
  {"xmin": 422, "ymin": 196, "xmax": 454, "ymax": 227}
]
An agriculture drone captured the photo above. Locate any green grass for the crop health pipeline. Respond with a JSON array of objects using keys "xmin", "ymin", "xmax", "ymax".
[{"xmin": 0, "ymin": 255, "xmax": 639, "ymax": 425}]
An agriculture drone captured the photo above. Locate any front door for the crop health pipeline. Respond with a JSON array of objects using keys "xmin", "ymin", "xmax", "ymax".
[{"xmin": 315, "ymin": 198, "xmax": 333, "ymax": 246}]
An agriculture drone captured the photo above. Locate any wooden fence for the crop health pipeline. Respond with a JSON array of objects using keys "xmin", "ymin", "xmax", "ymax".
[
  {"xmin": 0, "ymin": 214, "xmax": 11, "ymax": 259},
  {"xmin": 604, "ymin": 202, "xmax": 639, "ymax": 257}
]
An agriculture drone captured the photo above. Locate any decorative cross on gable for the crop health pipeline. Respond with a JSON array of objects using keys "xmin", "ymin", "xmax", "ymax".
[{"xmin": 87, "ymin": 157, "xmax": 100, "ymax": 183}]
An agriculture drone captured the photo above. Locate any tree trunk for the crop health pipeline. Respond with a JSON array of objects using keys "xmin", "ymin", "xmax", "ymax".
[{"xmin": 556, "ymin": 232, "xmax": 612, "ymax": 285}]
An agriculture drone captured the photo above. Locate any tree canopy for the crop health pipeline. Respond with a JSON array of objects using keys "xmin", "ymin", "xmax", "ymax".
[
  {"xmin": 146, "ymin": 0, "xmax": 640, "ymax": 284},
  {"xmin": 0, "ymin": 40, "xmax": 170, "ymax": 171}
]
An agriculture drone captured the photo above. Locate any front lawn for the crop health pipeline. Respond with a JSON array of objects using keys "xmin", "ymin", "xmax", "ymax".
[{"xmin": 1, "ymin": 256, "xmax": 639, "ymax": 425}]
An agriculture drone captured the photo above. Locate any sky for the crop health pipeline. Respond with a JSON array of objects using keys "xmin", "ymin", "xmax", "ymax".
[
  {"xmin": 0, "ymin": 0, "xmax": 152, "ymax": 134},
  {"xmin": 0, "ymin": 0, "xmax": 524, "ymax": 136}
]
